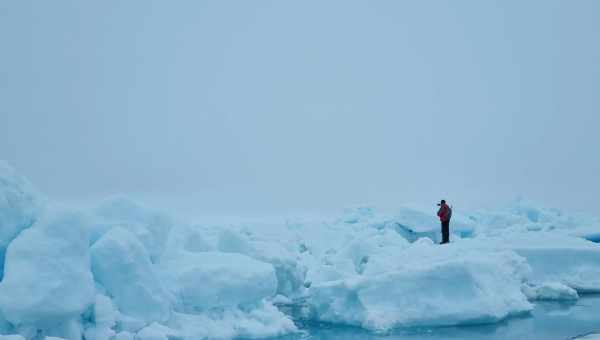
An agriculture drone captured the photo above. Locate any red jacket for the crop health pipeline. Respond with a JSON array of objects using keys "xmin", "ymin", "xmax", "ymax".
[{"xmin": 437, "ymin": 204, "xmax": 451, "ymax": 222}]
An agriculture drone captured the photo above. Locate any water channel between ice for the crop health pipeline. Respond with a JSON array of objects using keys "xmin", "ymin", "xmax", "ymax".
[{"xmin": 270, "ymin": 294, "xmax": 600, "ymax": 340}]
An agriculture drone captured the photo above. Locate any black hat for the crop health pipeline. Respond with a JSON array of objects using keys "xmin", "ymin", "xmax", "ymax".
[{"xmin": 437, "ymin": 199, "xmax": 446, "ymax": 206}]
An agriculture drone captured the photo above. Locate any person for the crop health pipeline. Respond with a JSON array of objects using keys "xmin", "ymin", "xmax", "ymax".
[{"xmin": 437, "ymin": 199, "xmax": 452, "ymax": 244}]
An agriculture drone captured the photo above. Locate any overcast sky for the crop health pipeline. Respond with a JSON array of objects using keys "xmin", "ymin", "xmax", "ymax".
[{"xmin": 1, "ymin": 1, "xmax": 599, "ymax": 216}]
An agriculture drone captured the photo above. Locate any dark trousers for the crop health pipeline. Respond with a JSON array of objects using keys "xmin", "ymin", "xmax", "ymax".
[{"xmin": 441, "ymin": 220, "xmax": 450, "ymax": 244}]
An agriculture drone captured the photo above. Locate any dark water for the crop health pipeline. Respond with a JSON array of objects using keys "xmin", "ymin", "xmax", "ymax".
[
  {"xmin": 584, "ymin": 234, "xmax": 600, "ymax": 243},
  {"xmin": 271, "ymin": 295, "xmax": 600, "ymax": 340}
]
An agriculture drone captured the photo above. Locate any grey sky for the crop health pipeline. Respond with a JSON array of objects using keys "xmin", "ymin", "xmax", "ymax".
[{"xmin": 1, "ymin": 1, "xmax": 599, "ymax": 215}]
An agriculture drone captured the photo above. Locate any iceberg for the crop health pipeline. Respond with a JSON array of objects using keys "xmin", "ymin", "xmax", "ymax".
[
  {"xmin": 307, "ymin": 240, "xmax": 532, "ymax": 331},
  {"xmin": 0, "ymin": 209, "xmax": 94, "ymax": 339},
  {"xmin": 82, "ymin": 294, "xmax": 117, "ymax": 340},
  {"xmin": 0, "ymin": 162, "xmax": 599, "ymax": 338},
  {"xmin": 480, "ymin": 233, "xmax": 600, "ymax": 293},
  {"xmin": 90, "ymin": 227, "xmax": 171, "ymax": 325},
  {"xmin": 90, "ymin": 197, "xmax": 174, "ymax": 262},
  {"xmin": 158, "ymin": 250, "xmax": 278, "ymax": 311},
  {"xmin": 0, "ymin": 161, "xmax": 45, "ymax": 280}
]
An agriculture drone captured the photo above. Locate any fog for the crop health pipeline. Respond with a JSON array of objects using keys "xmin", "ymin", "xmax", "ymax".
[{"xmin": 2, "ymin": 1, "xmax": 599, "ymax": 216}]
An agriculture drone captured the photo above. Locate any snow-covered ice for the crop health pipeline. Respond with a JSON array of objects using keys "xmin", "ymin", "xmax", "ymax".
[
  {"xmin": 0, "ymin": 162, "xmax": 600, "ymax": 338},
  {"xmin": 0, "ymin": 208, "xmax": 94, "ymax": 339},
  {"xmin": 0, "ymin": 161, "xmax": 45, "ymax": 280},
  {"xmin": 307, "ymin": 239, "xmax": 533, "ymax": 331},
  {"xmin": 90, "ymin": 197, "xmax": 174, "ymax": 262},
  {"xmin": 521, "ymin": 282, "xmax": 579, "ymax": 300},
  {"xmin": 82, "ymin": 294, "xmax": 117, "ymax": 340},
  {"xmin": 158, "ymin": 250, "xmax": 277, "ymax": 311},
  {"xmin": 484, "ymin": 233, "xmax": 600, "ymax": 293},
  {"xmin": 90, "ymin": 227, "xmax": 171, "ymax": 325}
]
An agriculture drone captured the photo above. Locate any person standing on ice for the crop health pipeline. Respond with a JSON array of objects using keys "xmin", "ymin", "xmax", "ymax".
[{"xmin": 437, "ymin": 200, "xmax": 452, "ymax": 244}]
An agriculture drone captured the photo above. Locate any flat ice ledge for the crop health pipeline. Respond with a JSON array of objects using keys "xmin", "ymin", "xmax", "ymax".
[{"xmin": 481, "ymin": 233, "xmax": 600, "ymax": 293}]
